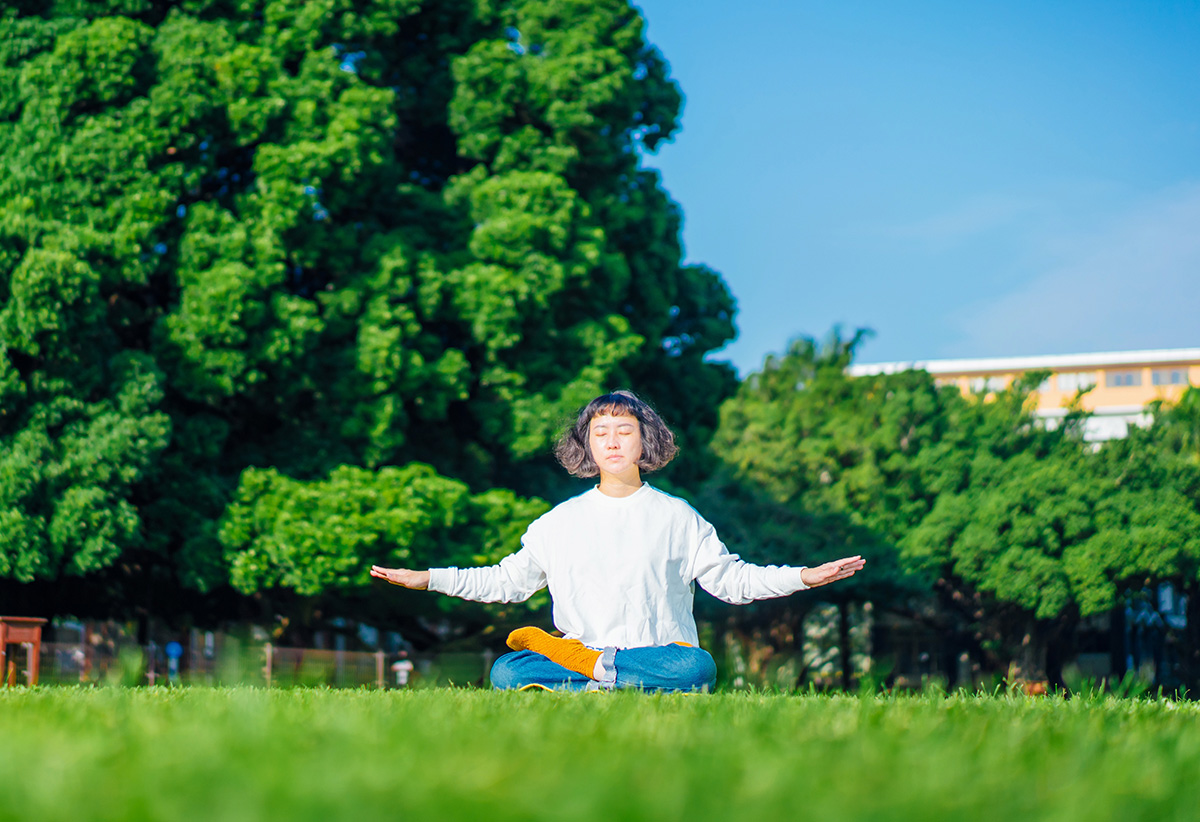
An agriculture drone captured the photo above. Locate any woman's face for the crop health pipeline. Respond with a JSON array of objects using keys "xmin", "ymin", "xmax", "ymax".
[{"xmin": 588, "ymin": 412, "xmax": 643, "ymax": 478}]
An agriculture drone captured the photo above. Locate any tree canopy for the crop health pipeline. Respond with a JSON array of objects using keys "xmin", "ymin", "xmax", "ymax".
[{"xmin": 0, "ymin": 0, "xmax": 737, "ymax": 631}]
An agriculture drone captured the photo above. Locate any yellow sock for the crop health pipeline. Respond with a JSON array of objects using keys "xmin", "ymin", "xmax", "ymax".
[{"xmin": 507, "ymin": 627, "xmax": 601, "ymax": 680}]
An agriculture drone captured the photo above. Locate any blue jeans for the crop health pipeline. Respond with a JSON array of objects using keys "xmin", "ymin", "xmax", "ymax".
[{"xmin": 490, "ymin": 644, "xmax": 717, "ymax": 693}]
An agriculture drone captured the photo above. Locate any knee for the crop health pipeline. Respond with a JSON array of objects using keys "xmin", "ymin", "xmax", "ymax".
[
  {"xmin": 489, "ymin": 652, "xmax": 523, "ymax": 690},
  {"xmin": 684, "ymin": 647, "xmax": 718, "ymax": 691},
  {"xmin": 664, "ymin": 646, "xmax": 717, "ymax": 692}
]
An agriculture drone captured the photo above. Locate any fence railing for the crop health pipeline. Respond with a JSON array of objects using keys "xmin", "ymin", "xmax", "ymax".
[{"xmin": 32, "ymin": 641, "xmax": 497, "ymax": 689}]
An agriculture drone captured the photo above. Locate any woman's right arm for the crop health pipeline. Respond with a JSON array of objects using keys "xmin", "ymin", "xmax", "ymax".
[
  {"xmin": 370, "ymin": 567, "xmax": 430, "ymax": 589},
  {"xmin": 426, "ymin": 548, "xmax": 546, "ymax": 603},
  {"xmin": 370, "ymin": 544, "xmax": 547, "ymax": 603}
]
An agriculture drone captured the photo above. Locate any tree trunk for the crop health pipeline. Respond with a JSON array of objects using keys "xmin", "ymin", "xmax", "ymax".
[
  {"xmin": 1045, "ymin": 621, "xmax": 1068, "ymax": 691},
  {"xmin": 1109, "ymin": 601, "xmax": 1127, "ymax": 682},
  {"xmin": 792, "ymin": 605, "xmax": 812, "ymax": 690},
  {"xmin": 1182, "ymin": 583, "xmax": 1200, "ymax": 697},
  {"xmin": 838, "ymin": 601, "xmax": 853, "ymax": 690}
]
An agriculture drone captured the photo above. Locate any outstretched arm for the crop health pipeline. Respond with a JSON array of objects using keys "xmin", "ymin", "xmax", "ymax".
[
  {"xmin": 691, "ymin": 512, "xmax": 866, "ymax": 603},
  {"xmin": 799, "ymin": 556, "xmax": 866, "ymax": 588},
  {"xmin": 371, "ymin": 548, "xmax": 546, "ymax": 603},
  {"xmin": 370, "ymin": 566, "xmax": 430, "ymax": 590}
]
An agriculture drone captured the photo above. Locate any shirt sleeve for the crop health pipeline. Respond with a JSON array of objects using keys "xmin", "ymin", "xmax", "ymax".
[
  {"xmin": 687, "ymin": 516, "xmax": 809, "ymax": 604},
  {"xmin": 427, "ymin": 541, "xmax": 547, "ymax": 604}
]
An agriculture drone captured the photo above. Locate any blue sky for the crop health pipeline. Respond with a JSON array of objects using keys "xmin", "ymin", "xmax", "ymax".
[{"xmin": 634, "ymin": 0, "xmax": 1200, "ymax": 374}]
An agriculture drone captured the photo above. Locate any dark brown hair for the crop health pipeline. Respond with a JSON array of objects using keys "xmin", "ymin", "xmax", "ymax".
[{"xmin": 554, "ymin": 390, "xmax": 679, "ymax": 478}]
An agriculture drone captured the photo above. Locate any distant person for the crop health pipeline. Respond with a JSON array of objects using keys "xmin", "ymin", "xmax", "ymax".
[
  {"xmin": 372, "ymin": 390, "xmax": 864, "ymax": 692},
  {"xmin": 165, "ymin": 641, "xmax": 183, "ymax": 686},
  {"xmin": 391, "ymin": 651, "xmax": 414, "ymax": 688}
]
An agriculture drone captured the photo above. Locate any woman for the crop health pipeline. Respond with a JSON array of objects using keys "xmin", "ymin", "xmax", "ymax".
[{"xmin": 371, "ymin": 390, "xmax": 864, "ymax": 691}]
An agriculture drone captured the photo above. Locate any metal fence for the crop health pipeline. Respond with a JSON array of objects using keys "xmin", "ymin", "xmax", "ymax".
[{"xmin": 31, "ymin": 640, "xmax": 496, "ymax": 689}]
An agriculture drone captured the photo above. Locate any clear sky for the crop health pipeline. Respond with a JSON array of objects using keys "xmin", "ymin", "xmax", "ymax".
[{"xmin": 634, "ymin": 0, "xmax": 1200, "ymax": 374}]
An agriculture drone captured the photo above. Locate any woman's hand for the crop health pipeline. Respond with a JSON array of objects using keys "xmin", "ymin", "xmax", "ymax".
[
  {"xmin": 800, "ymin": 556, "xmax": 866, "ymax": 588},
  {"xmin": 370, "ymin": 566, "xmax": 431, "ymax": 590}
]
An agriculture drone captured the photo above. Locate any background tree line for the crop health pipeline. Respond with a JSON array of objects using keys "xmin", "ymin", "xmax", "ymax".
[
  {"xmin": 3, "ymin": 0, "xmax": 1199, "ymax": 691},
  {"xmin": 705, "ymin": 331, "xmax": 1200, "ymax": 691}
]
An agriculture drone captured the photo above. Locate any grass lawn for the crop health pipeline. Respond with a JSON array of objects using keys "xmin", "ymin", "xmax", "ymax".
[{"xmin": 2, "ymin": 686, "xmax": 1197, "ymax": 821}]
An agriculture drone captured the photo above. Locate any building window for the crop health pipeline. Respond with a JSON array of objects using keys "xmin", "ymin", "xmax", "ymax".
[
  {"xmin": 969, "ymin": 376, "xmax": 1007, "ymax": 393},
  {"xmin": 1105, "ymin": 370, "xmax": 1142, "ymax": 388},
  {"xmin": 1057, "ymin": 372, "xmax": 1096, "ymax": 392},
  {"xmin": 1151, "ymin": 368, "xmax": 1189, "ymax": 386}
]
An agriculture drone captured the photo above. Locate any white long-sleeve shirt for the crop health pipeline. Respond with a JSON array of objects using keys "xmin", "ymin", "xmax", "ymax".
[{"xmin": 428, "ymin": 483, "xmax": 809, "ymax": 649}]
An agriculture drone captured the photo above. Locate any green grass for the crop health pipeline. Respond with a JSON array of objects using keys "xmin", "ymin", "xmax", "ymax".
[{"xmin": 2, "ymin": 687, "xmax": 1198, "ymax": 822}]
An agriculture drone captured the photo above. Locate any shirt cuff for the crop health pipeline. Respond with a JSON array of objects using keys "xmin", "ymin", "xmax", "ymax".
[
  {"xmin": 427, "ymin": 567, "xmax": 455, "ymax": 594},
  {"xmin": 794, "ymin": 566, "xmax": 811, "ymax": 592}
]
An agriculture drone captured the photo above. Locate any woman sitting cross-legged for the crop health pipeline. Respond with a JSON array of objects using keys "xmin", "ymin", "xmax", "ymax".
[{"xmin": 371, "ymin": 390, "xmax": 864, "ymax": 692}]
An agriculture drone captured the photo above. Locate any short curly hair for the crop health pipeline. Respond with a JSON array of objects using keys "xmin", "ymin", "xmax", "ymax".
[{"xmin": 554, "ymin": 390, "xmax": 679, "ymax": 478}]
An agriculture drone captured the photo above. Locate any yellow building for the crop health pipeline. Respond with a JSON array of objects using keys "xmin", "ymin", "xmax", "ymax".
[{"xmin": 847, "ymin": 347, "xmax": 1200, "ymax": 441}]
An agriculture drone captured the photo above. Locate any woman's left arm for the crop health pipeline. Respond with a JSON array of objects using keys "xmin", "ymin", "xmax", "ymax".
[
  {"xmin": 799, "ymin": 557, "xmax": 866, "ymax": 588},
  {"xmin": 691, "ymin": 518, "xmax": 865, "ymax": 602}
]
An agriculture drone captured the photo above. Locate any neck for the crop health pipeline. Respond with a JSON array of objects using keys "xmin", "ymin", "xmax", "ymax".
[{"xmin": 597, "ymin": 469, "xmax": 643, "ymax": 498}]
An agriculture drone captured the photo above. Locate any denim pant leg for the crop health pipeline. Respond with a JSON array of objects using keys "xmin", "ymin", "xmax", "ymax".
[
  {"xmin": 490, "ymin": 650, "xmax": 592, "ymax": 691},
  {"xmin": 612, "ymin": 645, "xmax": 717, "ymax": 693}
]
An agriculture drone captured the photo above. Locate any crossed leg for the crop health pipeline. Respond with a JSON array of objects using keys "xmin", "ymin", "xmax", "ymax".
[{"xmin": 490, "ymin": 640, "xmax": 717, "ymax": 693}]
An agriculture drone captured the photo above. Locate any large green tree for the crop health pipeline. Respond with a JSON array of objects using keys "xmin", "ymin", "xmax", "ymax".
[
  {"xmin": 701, "ymin": 331, "xmax": 930, "ymax": 687},
  {"xmin": 905, "ymin": 385, "xmax": 1200, "ymax": 688},
  {"xmin": 0, "ymin": 0, "xmax": 737, "ymax": 635},
  {"xmin": 1062, "ymin": 390, "xmax": 1200, "ymax": 690},
  {"xmin": 710, "ymin": 331, "xmax": 1183, "ymax": 687},
  {"xmin": 710, "ymin": 333, "xmax": 1132, "ymax": 686}
]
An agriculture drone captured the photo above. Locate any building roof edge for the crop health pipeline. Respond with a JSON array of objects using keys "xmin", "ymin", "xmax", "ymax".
[{"xmin": 847, "ymin": 347, "xmax": 1200, "ymax": 376}]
